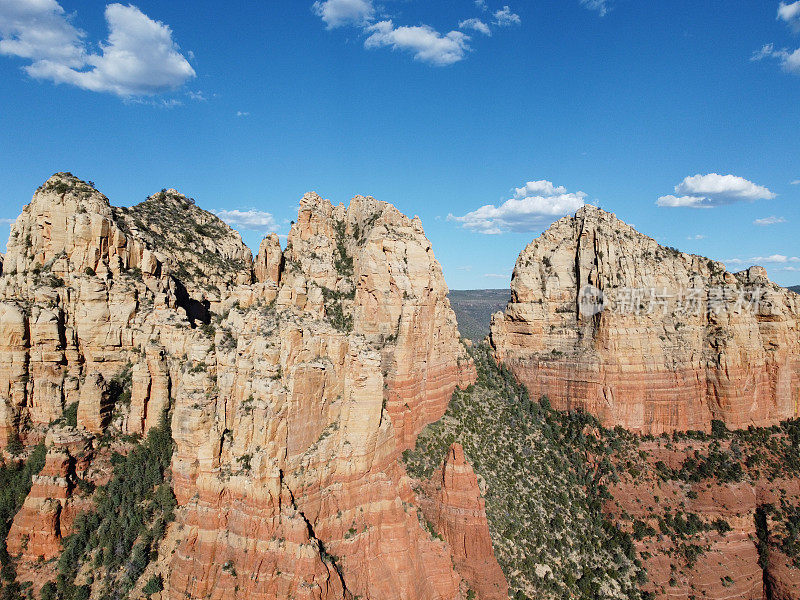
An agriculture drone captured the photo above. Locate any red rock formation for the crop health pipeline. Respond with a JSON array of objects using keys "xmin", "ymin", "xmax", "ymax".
[
  {"xmin": 603, "ymin": 436, "xmax": 800, "ymax": 600},
  {"xmin": 7, "ymin": 447, "xmax": 72, "ymax": 561},
  {"xmin": 166, "ymin": 192, "xmax": 476, "ymax": 600},
  {"xmin": 0, "ymin": 175, "xmax": 485, "ymax": 600},
  {"xmin": 491, "ymin": 205, "xmax": 800, "ymax": 434},
  {"xmin": 421, "ymin": 444, "xmax": 508, "ymax": 600}
]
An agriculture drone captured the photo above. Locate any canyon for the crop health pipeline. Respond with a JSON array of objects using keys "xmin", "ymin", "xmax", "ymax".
[{"xmin": 0, "ymin": 174, "xmax": 797, "ymax": 600}]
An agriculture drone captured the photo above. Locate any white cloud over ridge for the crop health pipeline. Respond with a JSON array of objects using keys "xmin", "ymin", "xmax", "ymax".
[
  {"xmin": 312, "ymin": 0, "xmax": 374, "ymax": 29},
  {"xmin": 449, "ymin": 179, "xmax": 586, "ymax": 234},
  {"xmin": 657, "ymin": 173, "xmax": 775, "ymax": 208},
  {"xmin": 0, "ymin": 1, "xmax": 194, "ymax": 96},
  {"xmin": 726, "ymin": 254, "xmax": 800, "ymax": 265},
  {"xmin": 211, "ymin": 209, "xmax": 278, "ymax": 232},
  {"xmin": 754, "ymin": 216, "xmax": 787, "ymax": 226}
]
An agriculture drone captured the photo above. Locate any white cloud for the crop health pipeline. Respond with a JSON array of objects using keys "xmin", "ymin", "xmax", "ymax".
[
  {"xmin": 0, "ymin": 1, "xmax": 194, "ymax": 96},
  {"xmin": 484, "ymin": 273, "xmax": 509, "ymax": 279},
  {"xmin": 657, "ymin": 173, "xmax": 775, "ymax": 208},
  {"xmin": 312, "ymin": 0, "xmax": 374, "ymax": 29},
  {"xmin": 580, "ymin": 0, "xmax": 610, "ymax": 17},
  {"xmin": 0, "ymin": 0, "xmax": 85, "ymax": 66},
  {"xmin": 312, "ymin": 0, "xmax": 519, "ymax": 66},
  {"xmin": 211, "ymin": 209, "xmax": 278, "ymax": 232},
  {"xmin": 752, "ymin": 43, "xmax": 800, "ymax": 74},
  {"xmin": 449, "ymin": 179, "xmax": 586, "ymax": 234},
  {"xmin": 236, "ymin": 110, "xmax": 250, "ymax": 117},
  {"xmin": 754, "ymin": 216, "xmax": 787, "ymax": 226},
  {"xmin": 676, "ymin": 173, "xmax": 775, "ymax": 199},
  {"xmin": 726, "ymin": 254, "xmax": 800, "ymax": 265},
  {"xmin": 459, "ymin": 18, "xmax": 491, "ymax": 36},
  {"xmin": 779, "ymin": 1, "xmax": 800, "ymax": 31},
  {"xmin": 752, "ymin": 44, "xmax": 776, "ymax": 62},
  {"xmin": 493, "ymin": 6, "xmax": 521, "ymax": 27},
  {"xmin": 687, "ymin": 234, "xmax": 706, "ymax": 240},
  {"xmin": 656, "ymin": 195, "xmax": 712, "ymax": 208},
  {"xmin": 364, "ymin": 20, "xmax": 471, "ymax": 66},
  {"xmin": 792, "ymin": 179, "xmax": 800, "ymax": 185},
  {"xmin": 0, "ymin": 218, "xmax": 15, "ymax": 225},
  {"xmin": 514, "ymin": 180, "xmax": 567, "ymax": 198}
]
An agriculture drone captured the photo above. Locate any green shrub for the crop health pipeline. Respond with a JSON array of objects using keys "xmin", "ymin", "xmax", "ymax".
[
  {"xmin": 62, "ymin": 402, "xmax": 79, "ymax": 427},
  {"xmin": 40, "ymin": 582, "xmax": 57, "ymax": 600},
  {"xmin": 0, "ymin": 443, "xmax": 47, "ymax": 588},
  {"xmin": 142, "ymin": 574, "xmax": 163, "ymax": 596},
  {"xmin": 56, "ymin": 413, "xmax": 175, "ymax": 600}
]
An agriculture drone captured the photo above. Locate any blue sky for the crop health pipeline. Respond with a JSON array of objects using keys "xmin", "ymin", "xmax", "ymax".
[{"xmin": 0, "ymin": 0, "xmax": 798, "ymax": 288}]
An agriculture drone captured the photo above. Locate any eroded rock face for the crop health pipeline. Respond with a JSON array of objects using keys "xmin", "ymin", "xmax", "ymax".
[
  {"xmin": 77, "ymin": 372, "xmax": 110, "ymax": 433},
  {"xmin": 7, "ymin": 428, "xmax": 93, "ymax": 564},
  {"xmin": 0, "ymin": 174, "xmax": 478, "ymax": 600},
  {"xmin": 491, "ymin": 205, "xmax": 800, "ymax": 433},
  {"xmin": 255, "ymin": 233, "xmax": 283, "ymax": 286},
  {"xmin": 603, "ymin": 434, "xmax": 800, "ymax": 600},
  {"xmin": 167, "ymin": 191, "xmax": 476, "ymax": 600},
  {"xmin": 419, "ymin": 444, "xmax": 508, "ymax": 600}
]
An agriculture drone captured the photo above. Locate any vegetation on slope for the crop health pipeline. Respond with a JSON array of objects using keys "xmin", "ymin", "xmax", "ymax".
[
  {"xmin": 610, "ymin": 418, "xmax": 800, "ymax": 594},
  {"xmin": 0, "ymin": 444, "xmax": 47, "ymax": 600},
  {"xmin": 55, "ymin": 414, "xmax": 175, "ymax": 600},
  {"xmin": 113, "ymin": 190, "xmax": 251, "ymax": 293},
  {"xmin": 403, "ymin": 344, "xmax": 647, "ymax": 600}
]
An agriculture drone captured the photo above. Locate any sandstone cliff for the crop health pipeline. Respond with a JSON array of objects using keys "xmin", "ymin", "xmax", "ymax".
[
  {"xmin": 490, "ymin": 205, "xmax": 800, "ymax": 434},
  {"xmin": 0, "ymin": 173, "xmax": 483, "ymax": 600}
]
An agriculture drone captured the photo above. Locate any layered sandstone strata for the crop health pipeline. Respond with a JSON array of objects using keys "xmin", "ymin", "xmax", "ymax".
[
  {"xmin": 0, "ymin": 173, "xmax": 480, "ymax": 600},
  {"xmin": 491, "ymin": 205, "xmax": 800, "ymax": 433},
  {"xmin": 7, "ymin": 427, "xmax": 93, "ymax": 563},
  {"xmin": 417, "ymin": 444, "xmax": 508, "ymax": 600},
  {"xmin": 167, "ymin": 191, "xmax": 476, "ymax": 600}
]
